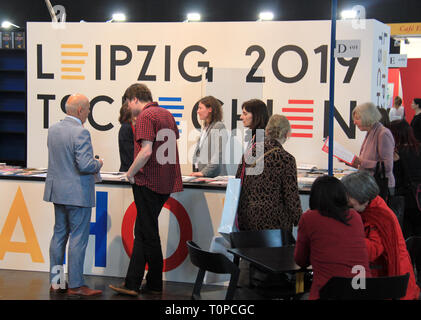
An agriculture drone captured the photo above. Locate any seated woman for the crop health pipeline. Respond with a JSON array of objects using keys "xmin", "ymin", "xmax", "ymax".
[
  {"xmin": 341, "ymin": 171, "xmax": 420, "ymax": 300},
  {"xmin": 236, "ymin": 114, "xmax": 301, "ymax": 231},
  {"xmin": 390, "ymin": 120, "xmax": 421, "ymax": 238},
  {"xmin": 294, "ymin": 175, "xmax": 371, "ymax": 300},
  {"xmin": 191, "ymin": 96, "xmax": 227, "ymax": 177}
]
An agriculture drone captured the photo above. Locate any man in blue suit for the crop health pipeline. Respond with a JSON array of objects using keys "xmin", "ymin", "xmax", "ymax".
[{"xmin": 44, "ymin": 94, "xmax": 103, "ymax": 297}]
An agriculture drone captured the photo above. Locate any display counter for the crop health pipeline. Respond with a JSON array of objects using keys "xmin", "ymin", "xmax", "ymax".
[{"xmin": 0, "ymin": 174, "xmax": 310, "ymax": 283}]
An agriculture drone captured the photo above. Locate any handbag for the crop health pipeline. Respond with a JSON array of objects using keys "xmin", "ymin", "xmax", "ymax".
[
  {"xmin": 217, "ymin": 178, "xmax": 242, "ymax": 237},
  {"xmin": 374, "ymin": 161, "xmax": 390, "ymax": 202}
]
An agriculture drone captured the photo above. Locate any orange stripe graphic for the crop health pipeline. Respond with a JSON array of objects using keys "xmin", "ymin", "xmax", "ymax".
[
  {"xmin": 61, "ymin": 67, "xmax": 82, "ymax": 72},
  {"xmin": 61, "ymin": 60, "xmax": 85, "ymax": 64},
  {"xmin": 61, "ymin": 52, "xmax": 88, "ymax": 57},
  {"xmin": 61, "ymin": 44, "xmax": 83, "ymax": 48},
  {"xmin": 61, "ymin": 75, "xmax": 85, "ymax": 80}
]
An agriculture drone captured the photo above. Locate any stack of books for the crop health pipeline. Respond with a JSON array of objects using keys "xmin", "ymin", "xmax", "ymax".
[
  {"xmin": 0, "ymin": 31, "xmax": 25, "ymax": 49},
  {"xmin": 0, "ymin": 166, "xmax": 47, "ymax": 176}
]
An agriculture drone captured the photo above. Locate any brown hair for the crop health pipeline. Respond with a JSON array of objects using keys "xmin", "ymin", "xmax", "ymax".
[
  {"xmin": 394, "ymin": 96, "xmax": 402, "ymax": 107},
  {"xmin": 390, "ymin": 120, "xmax": 420, "ymax": 154},
  {"xmin": 242, "ymin": 99, "xmax": 269, "ymax": 130},
  {"xmin": 123, "ymin": 83, "xmax": 153, "ymax": 102},
  {"xmin": 198, "ymin": 96, "xmax": 223, "ymax": 124},
  {"xmin": 118, "ymin": 101, "xmax": 132, "ymax": 124}
]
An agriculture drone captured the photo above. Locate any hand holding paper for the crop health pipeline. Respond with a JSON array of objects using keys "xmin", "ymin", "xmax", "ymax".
[{"xmin": 322, "ymin": 137, "xmax": 357, "ymax": 166}]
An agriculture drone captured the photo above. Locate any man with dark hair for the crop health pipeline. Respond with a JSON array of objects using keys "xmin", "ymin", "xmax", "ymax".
[{"xmin": 110, "ymin": 83, "xmax": 183, "ymax": 296}]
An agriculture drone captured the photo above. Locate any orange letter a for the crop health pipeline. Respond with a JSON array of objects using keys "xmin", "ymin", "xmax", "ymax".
[{"xmin": 0, "ymin": 187, "xmax": 44, "ymax": 262}]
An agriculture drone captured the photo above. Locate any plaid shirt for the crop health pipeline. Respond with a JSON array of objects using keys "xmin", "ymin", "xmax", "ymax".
[{"xmin": 134, "ymin": 102, "xmax": 183, "ymax": 194}]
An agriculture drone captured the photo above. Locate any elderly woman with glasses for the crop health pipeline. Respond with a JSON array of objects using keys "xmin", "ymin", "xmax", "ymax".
[{"xmin": 341, "ymin": 171, "xmax": 420, "ymax": 300}]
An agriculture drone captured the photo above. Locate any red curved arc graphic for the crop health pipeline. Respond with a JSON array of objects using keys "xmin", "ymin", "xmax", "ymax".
[{"xmin": 121, "ymin": 197, "xmax": 193, "ymax": 272}]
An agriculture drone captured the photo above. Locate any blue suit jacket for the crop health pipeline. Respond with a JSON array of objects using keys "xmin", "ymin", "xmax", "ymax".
[{"xmin": 43, "ymin": 117, "xmax": 102, "ymax": 207}]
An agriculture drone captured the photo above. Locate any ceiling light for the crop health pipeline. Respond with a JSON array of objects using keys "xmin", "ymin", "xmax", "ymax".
[
  {"xmin": 258, "ymin": 12, "xmax": 274, "ymax": 21},
  {"xmin": 186, "ymin": 13, "xmax": 201, "ymax": 22},
  {"xmin": 112, "ymin": 13, "xmax": 126, "ymax": 22},
  {"xmin": 341, "ymin": 10, "xmax": 357, "ymax": 19},
  {"xmin": 107, "ymin": 13, "xmax": 126, "ymax": 22},
  {"xmin": 1, "ymin": 21, "xmax": 20, "ymax": 29}
]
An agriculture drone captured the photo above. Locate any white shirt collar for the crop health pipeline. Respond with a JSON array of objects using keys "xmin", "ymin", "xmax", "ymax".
[{"xmin": 66, "ymin": 115, "xmax": 82, "ymax": 125}]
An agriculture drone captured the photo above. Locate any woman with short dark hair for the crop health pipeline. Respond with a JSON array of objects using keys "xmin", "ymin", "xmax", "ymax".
[
  {"xmin": 294, "ymin": 175, "xmax": 370, "ymax": 300},
  {"xmin": 341, "ymin": 171, "xmax": 420, "ymax": 300}
]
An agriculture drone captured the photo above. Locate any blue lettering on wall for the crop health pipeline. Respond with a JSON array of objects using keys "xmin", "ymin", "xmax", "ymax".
[{"xmin": 89, "ymin": 191, "xmax": 108, "ymax": 267}]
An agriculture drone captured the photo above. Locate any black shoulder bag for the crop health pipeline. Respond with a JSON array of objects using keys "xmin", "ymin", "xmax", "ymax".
[{"xmin": 374, "ymin": 161, "xmax": 390, "ymax": 202}]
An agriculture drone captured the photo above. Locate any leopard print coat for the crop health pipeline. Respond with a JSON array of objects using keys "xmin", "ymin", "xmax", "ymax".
[{"xmin": 235, "ymin": 138, "xmax": 302, "ymax": 231}]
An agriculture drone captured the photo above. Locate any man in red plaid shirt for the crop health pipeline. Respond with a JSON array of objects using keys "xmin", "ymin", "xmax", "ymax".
[{"xmin": 110, "ymin": 83, "xmax": 183, "ymax": 296}]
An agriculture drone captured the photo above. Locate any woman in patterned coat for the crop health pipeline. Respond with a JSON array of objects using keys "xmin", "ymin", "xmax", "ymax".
[{"xmin": 235, "ymin": 114, "xmax": 302, "ymax": 231}]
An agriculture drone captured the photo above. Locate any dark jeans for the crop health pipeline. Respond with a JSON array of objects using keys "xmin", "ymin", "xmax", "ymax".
[{"xmin": 125, "ymin": 185, "xmax": 169, "ymax": 291}]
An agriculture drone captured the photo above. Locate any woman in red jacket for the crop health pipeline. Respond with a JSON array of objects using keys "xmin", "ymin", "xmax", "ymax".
[{"xmin": 342, "ymin": 171, "xmax": 420, "ymax": 300}]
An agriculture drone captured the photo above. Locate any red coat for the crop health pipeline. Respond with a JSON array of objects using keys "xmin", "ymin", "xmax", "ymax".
[{"xmin": 362, "ymin": 196, "xmax": 420, "ymax": 300}]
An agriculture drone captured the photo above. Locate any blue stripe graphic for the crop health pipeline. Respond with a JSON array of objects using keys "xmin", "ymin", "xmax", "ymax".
[
  {"xmin": 161, "ymin": 105, "xmax": 184, "ymax": 110},
  {"xmin": 159, "ymin": 97, "xmax": 182, "ymax": 102}
]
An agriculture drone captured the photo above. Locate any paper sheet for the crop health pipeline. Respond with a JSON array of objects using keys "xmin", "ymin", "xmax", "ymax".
[{"xmin": 322, "ymin": 137, "xmax": 356, "ymax": 165}]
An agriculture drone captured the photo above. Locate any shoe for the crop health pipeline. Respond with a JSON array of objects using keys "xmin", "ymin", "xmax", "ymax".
[
  {"xmin": 49, "ymin": 284, "xmax": 68, "ymax": 294},
  {"xmin": 67, "ymin": 286, "xmax": 102, "ymax": 297},
  {"xmin": 140, "ymin": 284, "xmax": 162, "ymax": 295},
  {"xmin": 109, "ymin": 283, "xmax": 139, "ymax": 296}
]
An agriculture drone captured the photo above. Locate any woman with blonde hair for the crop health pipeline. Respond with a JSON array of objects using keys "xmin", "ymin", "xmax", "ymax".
[
  {"xmin": 350, "ymin": 102, "xmax": 395, "ymax": 195},
  {"xmin": 236, "ymin": 114, "xmax": 302, "ymax": 231}
]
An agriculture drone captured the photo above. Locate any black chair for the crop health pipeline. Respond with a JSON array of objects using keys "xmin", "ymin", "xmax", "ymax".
[
  {"xmin": 186, "ymin": 240, "xmax": 240, "ymax": 300},
  {"xmin": 406, "ymin": 236, "xmax": 421, "ymax": 287},
  {"xmin": 229, "ymin": 229, "xmax": 300, "ymax": 299},
  {"xmin": 319, "ymin": 273, "xmax": 410, "ymax": 300}
]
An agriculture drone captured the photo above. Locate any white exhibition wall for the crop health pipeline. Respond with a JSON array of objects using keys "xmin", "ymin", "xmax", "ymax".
[
  {"xmin": 0, "ymin": 179, "xmax": 310, "ymax": 281},
  {"xmin": 26, "ymin": 20, "xmax": 390, "ymax": 173}
]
